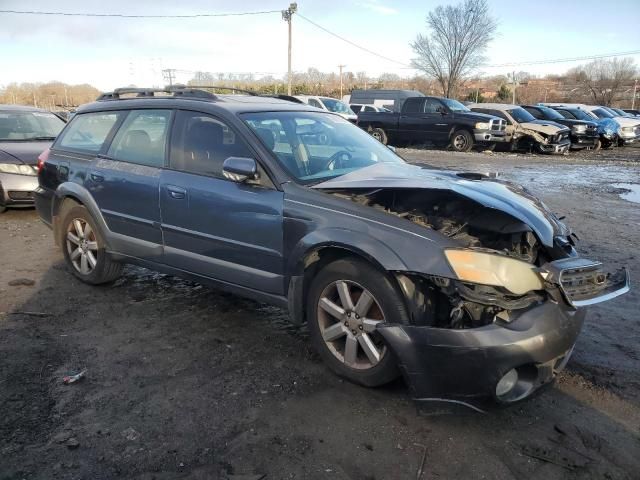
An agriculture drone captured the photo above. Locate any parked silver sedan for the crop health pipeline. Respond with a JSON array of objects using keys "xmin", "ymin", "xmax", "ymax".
[{"xmin": 0, "ymin": 105, "xmax": 66, "ymax": 212}]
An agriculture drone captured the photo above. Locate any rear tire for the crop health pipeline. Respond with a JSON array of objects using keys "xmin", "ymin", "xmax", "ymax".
[
  {"xmin": 370, "ymin": 127, "xmax": 388, "ymax": 145},
  {"xmin": 59, "ymin": 205, "xmax": 123, "ymax": 285},
  {"xmin": 307, "ymin": 257, "xmax": 409, "ymax": 387},
  {"xmin": 450, "ymin": 129, "xmax": 473, "ymax": 152},
  {"xmin": 0, "ymin": 205, "xmax": 6, "ymax": 214}
]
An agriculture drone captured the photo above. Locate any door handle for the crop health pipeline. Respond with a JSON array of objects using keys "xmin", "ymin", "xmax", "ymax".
[
  {"xmin": 90, "ymin": 171, "xmax": 104, "ymax": 182},
  {"xmin": 167, "ymin": 185, "xmax": 186, "ymax": 199}
]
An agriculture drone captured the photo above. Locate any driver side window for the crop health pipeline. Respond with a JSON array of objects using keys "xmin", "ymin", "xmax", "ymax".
[{"xmin": 423, "ymin": 99, "xmax": 441, "ymax": 114}]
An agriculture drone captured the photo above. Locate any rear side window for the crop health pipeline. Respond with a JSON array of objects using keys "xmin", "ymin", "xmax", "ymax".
[
  {"xmin": 56, "ymin": 112, "xmax": 122, "ymax": 154},
  {"xmin": 170, "ymin": 111, "xmax": 252, "ymax": 179},
  {"xmin": 107, "ymin": 110, "xmax": 172, "ymax": 167},
  {"xmin": 308, "ymin": 98, "xmax": 323, "ymax": 109},
  {"xmin": 403, "ymin": 98, "xmax": 425, "ymax": 113}
]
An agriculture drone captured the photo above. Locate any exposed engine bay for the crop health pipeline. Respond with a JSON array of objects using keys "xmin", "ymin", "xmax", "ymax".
[{"xmin": 329, "ymin": 187, "xmax": 574, "ymax": 330}]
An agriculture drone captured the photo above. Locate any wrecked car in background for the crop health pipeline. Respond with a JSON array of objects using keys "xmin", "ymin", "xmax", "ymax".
[
  {"xmin": 548, "ymin": 105, "xmax": 619, "ymax": 149},
  {"xmin": 36, "ymin": 87, "xmax": 630, "ymax": 410},
  {"xmin": 469, "ymin": 103, "xmax": 571, "ymax": 154},
  {"xmin": 521, "ymin": 104, "xmax": 599, "ymax": 150}
]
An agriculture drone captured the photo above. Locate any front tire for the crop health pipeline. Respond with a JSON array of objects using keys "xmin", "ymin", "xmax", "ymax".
[
  {"xmin": 307, "ymin": 257, "xmax": 409, "ymax": 387},
  {"xmin": 59, "ymin": 205, "xmax": 123, "ymax": 285},
  {"xmin": 450, "ymin": 129, "xmax": 473, "ymax": 152}
]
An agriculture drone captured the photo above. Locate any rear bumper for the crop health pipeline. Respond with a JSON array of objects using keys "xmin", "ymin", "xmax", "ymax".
[
  {"xmin": 378, "ymin": 302, "xmax": 585, "ymax": 411},
  {"xmin": 0, "ymin": 172, "xmax": 38, "ymax": 207},
  {"xmin": 34, "ymin": 185, "xmax": 55, "ymax": 226}
]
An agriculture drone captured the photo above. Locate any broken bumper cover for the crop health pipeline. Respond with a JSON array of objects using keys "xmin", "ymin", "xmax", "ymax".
[
  {"xmin": 538, "ymin": 138, "xmax": 571, "ymax": 154},
  {"xmin": 377, "ymin": 301, "xmax": 585, "ymax": 410}
]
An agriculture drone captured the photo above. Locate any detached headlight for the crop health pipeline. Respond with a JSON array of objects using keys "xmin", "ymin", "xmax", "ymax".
[
  {"xmin": 0, "ymin": 163, "xmax": 37, "ymax": 175},
  {"xmin": 475, "ymin": 122, "xmax": 491, "ymax": 130},
  {"xmin": 572, "ymin": 125, "xmax": 586, "ymax": 133},
  {"xmin": 444, "ymin": 249, "xmax": 544, "ymax": 295}
]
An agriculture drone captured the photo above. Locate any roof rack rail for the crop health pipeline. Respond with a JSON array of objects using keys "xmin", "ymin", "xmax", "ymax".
[
  {"xmin": 181, "ymin": 85, "xmax": 258, "ymax": 96},
  {"xmin": 96, "ymin": 86, "xmax": 217, "ymax": 101}
]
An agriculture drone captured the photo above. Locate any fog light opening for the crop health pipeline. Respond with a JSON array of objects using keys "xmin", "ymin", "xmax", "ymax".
[{"xmin": 496, "ymin": 368, "xmax": 518, "ymax": 397}]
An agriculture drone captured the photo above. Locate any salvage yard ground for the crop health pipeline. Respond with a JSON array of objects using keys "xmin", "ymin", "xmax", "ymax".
[{"xmin": 1, "ymin": 146, "xmax": 639, "ymax": 479}]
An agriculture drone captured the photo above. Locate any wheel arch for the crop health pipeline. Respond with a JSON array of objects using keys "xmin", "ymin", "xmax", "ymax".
[
  {"xmin": 286, "ymin": 233, "xmax": 408, "ymax": 325},
  {"xmin": 52, "ymin": 183, "xmax": 111, "ymax": 248}
]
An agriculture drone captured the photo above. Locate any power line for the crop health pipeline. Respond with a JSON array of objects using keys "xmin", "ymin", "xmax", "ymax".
[
  {"xmin": 0, "ymin": 8, "xmax": 281, "ymax": 18},
  {"xmin": 296, "ymin": 12, "xmax": 411, "ymax": 68},
  {"xmin": 486, "ymin": 50, "xmax": 640, "ymax": 68}
]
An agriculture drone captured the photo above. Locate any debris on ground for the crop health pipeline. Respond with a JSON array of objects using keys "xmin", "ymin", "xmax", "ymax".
[
  {"xmin": 8, "ymin": 278, "xmax": 35, "ymax": 286},
  {"xmin": 10, "ymin": 311, "xmax": 52, "ymax": 317},
  {"xmin": 121, "ymin": 427, "xmax": 140, "ymax": 441},
  {"xmin": 65, "ymin": 438, "xmax": 80, "ymax": 450},
  {"xmin": 62, "ymin": 369, "xmax": 87, "ymax": 385}
]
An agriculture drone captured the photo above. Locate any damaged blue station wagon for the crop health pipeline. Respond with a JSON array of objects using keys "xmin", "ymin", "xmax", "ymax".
[{"xmin": 35, "ymin": 86, "xmax": 629, "ymax": 410}]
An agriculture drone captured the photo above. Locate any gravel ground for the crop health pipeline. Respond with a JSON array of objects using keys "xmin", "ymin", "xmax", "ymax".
[{"xmin": 1, "ymin": 146, "xmax": 639, "ymax": 479}]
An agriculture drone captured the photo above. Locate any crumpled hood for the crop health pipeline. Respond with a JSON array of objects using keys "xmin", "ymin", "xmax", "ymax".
[
  {"xmin": 521, "ymin": 121, "xmax": 568, "ymax": 135},
  {"xmin": 312, "ymin": 162, "xmax": 569, "ymax": 247},
  {"xmin": 0, "ymin": 141, "xmax": 52, "ymax": 165}
]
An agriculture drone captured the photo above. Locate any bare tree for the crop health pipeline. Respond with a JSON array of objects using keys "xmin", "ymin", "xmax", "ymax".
[
  {"xmin": 567, "ymin": 58, "xmax": 637, "ymax": 106},
  {"xmin": 410, "ymin": 0, "xmax": 497, "ymax": 98}
]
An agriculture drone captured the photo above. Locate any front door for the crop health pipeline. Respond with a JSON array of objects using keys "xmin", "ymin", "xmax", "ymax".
[{"xmin": 159, "ymin": 110, "xmax": 285, "ymax": 294}]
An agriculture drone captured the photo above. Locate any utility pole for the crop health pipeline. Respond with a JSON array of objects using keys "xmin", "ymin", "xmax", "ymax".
[
  {"xmin": 632, "ymin": 79, "xmax": 638, "ymax": 110},
  {"xmin": 338, "ymin": 64, "xmax": 346, "ymax": 98},
  {"xmin": 162, "ymin": 68, "xmax": 176, "ymax": 87},
  {"xmin": 281, "ymin": 3, "xmax": 297, "ymax": 96},
  {"xmin": 511, "ymin": 71, "xmax": 516, "ymax": 104}
]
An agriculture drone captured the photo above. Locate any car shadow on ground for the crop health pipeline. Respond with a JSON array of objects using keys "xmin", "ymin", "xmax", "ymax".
[{"xmin": 1, "ymin": 261, "xmax": 640, "ymax": 479}]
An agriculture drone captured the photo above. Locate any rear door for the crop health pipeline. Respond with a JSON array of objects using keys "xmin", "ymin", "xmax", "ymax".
[
  {"xmin": 87, "ymin": 109, "xmax": 172, "ymax": 259},
  {"xmin": 399, "ymin": 97, "xmax": 448, "ymax": 143},
  {"xmin": 159, "ymin": 110, "xmax": 284, "ymax": 294}
]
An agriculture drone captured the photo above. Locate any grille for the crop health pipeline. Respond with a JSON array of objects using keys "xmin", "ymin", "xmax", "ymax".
[
  {"xmin": 556, "ymin": 132, "xmax": 569, "ymax": 142},
  {"xmin": 559, "ymin": 263, "xmax": 608, "ymax": 303},
  {"xmin": 490, "ymin": 119, "xmax": 506, "ymax": 131},
  {"xmin": 8, "ymin": 190, "xmax": 35, "ymax": 201}
]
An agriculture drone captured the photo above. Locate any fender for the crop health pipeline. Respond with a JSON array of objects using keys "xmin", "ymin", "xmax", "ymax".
[
  {"xmin": 52, "ymin": 182, "xmax": 111, "ymax": 248},
  {"xmin": 286, "ymin": 227, "xmax": 407, "ymax": 277}
]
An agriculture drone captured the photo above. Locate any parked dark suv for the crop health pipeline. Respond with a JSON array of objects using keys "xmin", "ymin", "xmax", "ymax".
[{"xmin": 36, "ymin": 87, "xmax": 629, "ymax": 410}]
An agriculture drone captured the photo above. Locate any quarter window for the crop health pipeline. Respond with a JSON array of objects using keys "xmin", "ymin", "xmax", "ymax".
[
  {"xmin": 56, "ymin": 112, "xmax": 122, "ymax": 154},
  {"xmin": 107, "ymin": 110, "xmax": 171, "ymax": 167},
  {"xmin": 170, "ymin": 111, "xmax": 252, "ymax": 178},
  {"xmin": 308, "ymin": 98, "xmax": 323, "ymax": 109}
]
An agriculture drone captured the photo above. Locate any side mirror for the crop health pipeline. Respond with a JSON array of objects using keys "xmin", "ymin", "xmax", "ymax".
[
  {"xmin": 436, "ymin": 106, "xmax": 447, "ymax": 115},
  {"xmin": 222, "ymin": 157, "xmax": 259, "ymax": 183}
]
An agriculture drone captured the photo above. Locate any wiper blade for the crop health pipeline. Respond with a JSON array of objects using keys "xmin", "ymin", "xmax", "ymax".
[{"xmin": 27, "ymin": 136, "xmax": 57, "ymax": 140}]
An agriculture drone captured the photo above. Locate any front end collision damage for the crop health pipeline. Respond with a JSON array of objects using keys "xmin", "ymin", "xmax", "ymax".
[{"xmin": 294, "ymin": 164, "xmax": 630, "ymax": 409}]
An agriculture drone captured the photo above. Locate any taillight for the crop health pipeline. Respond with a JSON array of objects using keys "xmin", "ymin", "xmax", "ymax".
[{"xmin": 37, "ymin": 148, "xmax": 50, "ymax": 173}]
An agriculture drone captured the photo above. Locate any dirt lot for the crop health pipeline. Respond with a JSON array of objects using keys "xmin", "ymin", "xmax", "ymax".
[{"xmin": 1, "ymin": 146, "xmax": 639, "ymax": 479}]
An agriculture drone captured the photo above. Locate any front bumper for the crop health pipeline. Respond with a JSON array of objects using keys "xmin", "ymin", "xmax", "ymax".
[
  {"xmin": 569, "ymin": 133, "xmax": 599, "ymax": 149},
  {"xmin": 380, "ymin": 259, "xmax": 629, "ymax": 411},
  {"xmin": 378, "ymin": 302, "xmax": 585, "ymax": 411},
  {"xmin": 0, "ymin": 172, "xmax": 38, "ymax": 207},
  {"xmin": 474, "ymin": 130, "xmax": 508, "ymax": 143},
  {"xmin": 537, "ymin": 138, "xmax": 571, "ymax": 154}
]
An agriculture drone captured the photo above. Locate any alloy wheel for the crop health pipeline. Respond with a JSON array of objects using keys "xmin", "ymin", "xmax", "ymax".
[
  {"xmin": 317, "ymin": 280, "xmax": 386, "ymax": 370},
  {"xmin": 372, "ymin": 131, "xmax": 382, "ymax": 141},
  {"xmin": 66, "ymin": 218, "xmax": 98, "ymax": 275},
  {"xmin": 453, "ymin": 134, "xmax": 467, "ymax": 150}
]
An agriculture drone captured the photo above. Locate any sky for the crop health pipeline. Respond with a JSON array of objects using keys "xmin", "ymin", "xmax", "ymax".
[{"xmin": 1, "ymin": 0, "xmax": 639, "ymax": 91}]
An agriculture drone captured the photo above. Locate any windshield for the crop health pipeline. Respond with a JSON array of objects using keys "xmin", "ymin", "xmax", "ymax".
[
  {"xmin": 507, "ymin": 107, "xmax": 536, "ymax": 123},
  {"xmin": 591, "ymin": 108, "xmax": 614, "ymax": 119},
  {"xmin": 320, "ymin": 98, "xmax": 355, "ymax": 115},
  {"xmin": 564, "ymin": 108, "xmax": 592, "ymax": 121},
  {"xmin": 441, "ymin": 98, "xmax": 470, "ymax": 112},
  {"xmin": 243, "ymin": 111, "xmax": 404, "ymax": 184},
  {"xmin": 537, "ymin": 106, "xmax": 565, "ymax": 120},
  {"xmin": 0, "ymin": 111, "xmax": 65, "ymax": 141}
]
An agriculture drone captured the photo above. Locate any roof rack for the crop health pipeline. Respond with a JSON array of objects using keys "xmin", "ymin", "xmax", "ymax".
[
  {"xmin": 180, "ymin": 85, "xmax": 258, "ymax": 96},
  {"xmin": 97, "ymin": 85, "xmax": 217, "ymax": 101}
]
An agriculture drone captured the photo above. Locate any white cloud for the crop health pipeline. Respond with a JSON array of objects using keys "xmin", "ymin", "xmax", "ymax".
[{"xmin": 357, "ymin": 1, "xmax": 397, "ymax": 15}]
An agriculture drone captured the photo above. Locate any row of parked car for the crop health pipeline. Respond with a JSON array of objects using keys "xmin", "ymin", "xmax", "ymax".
[{"xmin": 293, "ymin": 90, "xmax": 640, "ymax": 154}]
